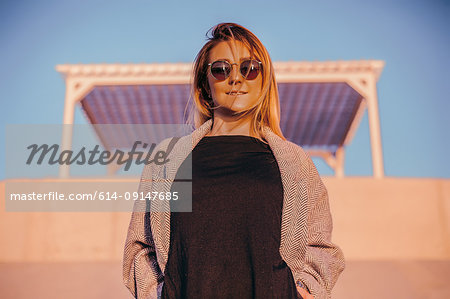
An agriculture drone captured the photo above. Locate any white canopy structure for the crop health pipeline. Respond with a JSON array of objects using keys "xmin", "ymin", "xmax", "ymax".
[{"xmin": 56, "ymin": 60, "xmax": 385, "ymax": 178}]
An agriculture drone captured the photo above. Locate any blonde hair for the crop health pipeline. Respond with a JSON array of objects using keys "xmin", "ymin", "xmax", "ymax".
[{"xmin": 186, "ymin": 22, "xmax": 285, "ymax": 140}]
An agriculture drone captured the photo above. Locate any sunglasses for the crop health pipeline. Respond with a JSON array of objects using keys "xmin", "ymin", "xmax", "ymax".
[{"xmin": 208, "ymin": 59, "xmax": 262, "ymax": 81}]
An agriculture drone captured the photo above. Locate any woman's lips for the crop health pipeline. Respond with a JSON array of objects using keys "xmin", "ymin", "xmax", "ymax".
[{"xmin": 226, "ymin": 91, "xmax": 248, "ymax": 95}]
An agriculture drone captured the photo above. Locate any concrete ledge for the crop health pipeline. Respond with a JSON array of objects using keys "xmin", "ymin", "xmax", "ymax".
[
  {"xmin": 324, "ymin": 177, "xmax": 450, "ymax": 260},
  {"xmin": 1, "ymin": 177, "xmax": 449, "ymax": 262}
]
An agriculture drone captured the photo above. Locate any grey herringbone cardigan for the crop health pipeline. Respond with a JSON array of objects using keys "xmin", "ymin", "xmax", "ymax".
[{"xmin": 123, "ymin": 119, "xmax": 345, "ymax": 299}]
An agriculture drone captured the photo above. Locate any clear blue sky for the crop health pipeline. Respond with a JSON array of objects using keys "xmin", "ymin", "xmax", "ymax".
[{"xmin": 1, "ymin": 0, "xmax": 449, "ymax": 178}]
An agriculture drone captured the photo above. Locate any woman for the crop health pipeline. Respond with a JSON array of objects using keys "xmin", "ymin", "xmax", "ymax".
[{"xmin": 123, "ymin": 23, "xmax": 345, "ymax": 299}]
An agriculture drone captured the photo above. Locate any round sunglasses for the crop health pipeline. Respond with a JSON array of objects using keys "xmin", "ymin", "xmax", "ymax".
[{"xmin": 208, "ymin": 59, "xmax": 262, "ymax": 81}]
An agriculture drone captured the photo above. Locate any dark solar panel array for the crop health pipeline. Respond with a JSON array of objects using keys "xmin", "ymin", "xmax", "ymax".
[{"xmin": 278, "ymin": 82, "xmax": 362, "ymax": 153}]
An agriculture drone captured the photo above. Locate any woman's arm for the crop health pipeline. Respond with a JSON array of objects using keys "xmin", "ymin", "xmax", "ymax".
[
  {"xmin": 295, "ymin": 153, "xmax": 346, "ymax": 299},
  {"xmin": 123, "ymin": 164, "xmax": 164, "ymax": 299}
]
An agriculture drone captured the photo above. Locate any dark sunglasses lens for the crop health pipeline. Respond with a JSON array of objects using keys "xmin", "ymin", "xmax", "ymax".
[
  {"xmin": 240, "ymin": 60, "xmax": 261, "ymax": 80},
  {"xmin": 211, "ymin": 61, "xmax": 230, "ymax": 80}
]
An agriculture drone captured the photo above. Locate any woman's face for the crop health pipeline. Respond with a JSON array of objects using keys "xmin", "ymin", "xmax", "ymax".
[{"xmin": 207, "ymin": 40, "xmax": 263, "ymax": 116}]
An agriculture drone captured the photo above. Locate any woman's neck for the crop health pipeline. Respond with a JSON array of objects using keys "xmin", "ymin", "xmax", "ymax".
[{"xmin": 206, "ymin": 114, "xmax": 258, "ymax": 137}]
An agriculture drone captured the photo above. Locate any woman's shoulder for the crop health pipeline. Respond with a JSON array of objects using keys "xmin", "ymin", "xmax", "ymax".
[
  {"xmin": 139, "ymin": 136, "xmax": 180, "ymax": 173},
  {"xmin": 266, "ymin": 135, "xmax": 321, "ymax": 185},
  {"xmin": 289, "ymin": 141, "xmax": 313, "ymax": 166},
  {"xmin": 267, "ymin": 132, "xmax": 311, "ymax": 164}
]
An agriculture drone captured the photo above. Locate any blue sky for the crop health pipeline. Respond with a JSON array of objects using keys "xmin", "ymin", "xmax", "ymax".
[{"xmin": 1, "ymin": 0, "xmax": 449, "ymax": 178}]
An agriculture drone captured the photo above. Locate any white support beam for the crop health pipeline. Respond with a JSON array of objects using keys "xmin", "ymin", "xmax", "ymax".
[
  {"xmin": 347, "ymin": 75, "xmax": 384, "ymax": 178},
  {"xmin": 59, "ymin": 78, "xmax": 95, "ymax": 178},
  {"xmin": 335, "ymin": 147, "xmax": 345, "ymax": 178},
  {"xmin": 365, "ymin": 74, "xmax": 385, "ymax": 178},
  {"xmin": 59, "ymin": 78, "xmax": 76, "ymax": 178}
]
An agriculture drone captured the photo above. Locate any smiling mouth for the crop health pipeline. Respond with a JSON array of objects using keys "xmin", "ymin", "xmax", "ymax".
[{"xmin": 226, "ymin": 91, "xmax": 248, "ymax": 95}]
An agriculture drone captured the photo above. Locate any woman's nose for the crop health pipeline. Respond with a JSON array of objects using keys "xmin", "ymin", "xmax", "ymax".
[{"xmin": 228, "ymin": 63, "xmax": 242, "ymax": 84}]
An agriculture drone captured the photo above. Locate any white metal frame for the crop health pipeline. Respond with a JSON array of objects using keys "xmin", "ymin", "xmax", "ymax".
[{"xmin": 56, "ymin": 60, "xmax": 385, "ymax": 178}]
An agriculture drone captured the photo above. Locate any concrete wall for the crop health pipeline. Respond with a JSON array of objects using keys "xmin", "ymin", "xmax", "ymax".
[
  {"xmin": 326, "ymin": 177, "xmax": 450, "ymax": 260},
  {"xmin": 1, "ymin": 177, "xmax": 449, "ymax": 262}
]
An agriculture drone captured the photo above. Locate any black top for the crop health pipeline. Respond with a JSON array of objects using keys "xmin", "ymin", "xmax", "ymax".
[{"xmin": 161, "ymin": 135, "xmax": 300, "ymax": 299}]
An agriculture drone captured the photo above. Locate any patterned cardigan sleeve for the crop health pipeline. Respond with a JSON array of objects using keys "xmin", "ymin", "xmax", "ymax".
[
  {"xmin": 295, "ymin": 150, "xmax": 346, "ymax": 299},
  {"xmin": 123, "ymin": 163, "xmax": 164, "ymax": 299}
]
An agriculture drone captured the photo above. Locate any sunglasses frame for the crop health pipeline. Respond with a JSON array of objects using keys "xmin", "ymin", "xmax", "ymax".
[{"xmin": 208, "ymin": 59, "xmax": 262, "ymax": 81}]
